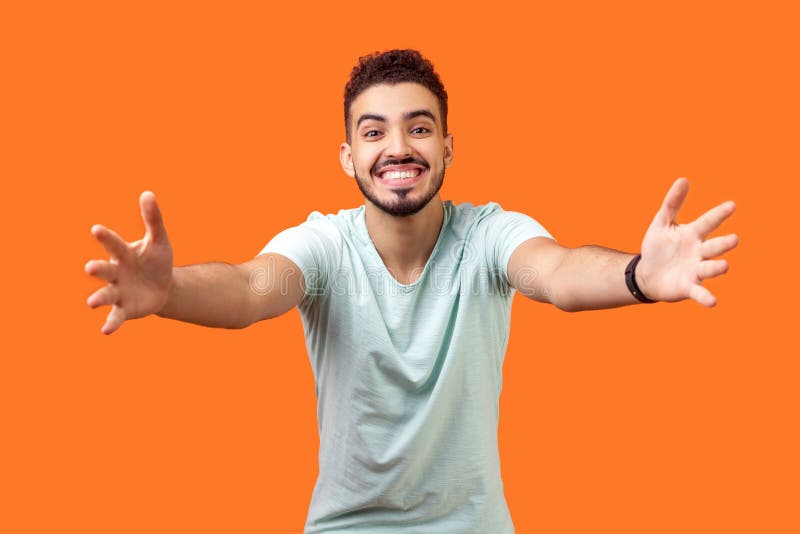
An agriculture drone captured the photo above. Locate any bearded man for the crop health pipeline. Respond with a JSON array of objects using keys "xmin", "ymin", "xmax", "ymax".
[{"xmin": 86, "ymin": 49, "xmax": 738, "ymax": 533}]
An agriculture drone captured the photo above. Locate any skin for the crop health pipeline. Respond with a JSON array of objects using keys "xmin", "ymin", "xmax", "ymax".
[
  {"xmin": 85, "ymin": 197, "xmax": 304, "ymax": 334},
  {"xmin": 339, "ymin": 82, "xmax": 454, "ymax": 284},
  {"xmin": 507, "ymin": 178, "xmax": 738, "ymax": 311},
  {"xmin": 86, "ymin": 82, "xmax": 739, "ymax": 334}
]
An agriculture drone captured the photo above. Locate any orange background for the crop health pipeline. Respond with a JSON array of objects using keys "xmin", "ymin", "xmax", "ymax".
[{"xmin": 2, "ymin": 1, "xmax": 798, "ymax": 532}]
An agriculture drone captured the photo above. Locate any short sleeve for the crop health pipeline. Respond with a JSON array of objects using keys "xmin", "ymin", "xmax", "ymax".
[
  {"xmin": 481, "ymin": 210, "xmax": 554, "ymax": 284},
  {"xmin": 258, "ymin": 213, "xmax": 342, "ymax": 300}
]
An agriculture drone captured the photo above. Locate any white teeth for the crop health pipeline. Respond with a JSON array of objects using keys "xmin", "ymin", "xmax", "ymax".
[{"xmin": 381, "ymin": 170, "xmax": 419, "ymax": 180}]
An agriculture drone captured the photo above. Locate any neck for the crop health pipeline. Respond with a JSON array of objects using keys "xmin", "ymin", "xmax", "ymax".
[{"xmin": 364, "ymin": 197, "xmax": 444, "ymax": 285}]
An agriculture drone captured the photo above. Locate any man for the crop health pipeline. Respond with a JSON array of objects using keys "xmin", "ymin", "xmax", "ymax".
[{"xmin": 86, "ymin": 50, "xmax": 738, "ymax": 533}]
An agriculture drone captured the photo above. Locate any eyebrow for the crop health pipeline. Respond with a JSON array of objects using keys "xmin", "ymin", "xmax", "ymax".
[
  {"xmin": 355, "ymin": 109, "xmax": 438, "ymax": 128},
  {"xmin": 403, "ymin": 109, "xmax": 436, "ymax": 123},
  {"xmin": 356, "ymin": 113, "xmax": 386, "ymax": 128}
]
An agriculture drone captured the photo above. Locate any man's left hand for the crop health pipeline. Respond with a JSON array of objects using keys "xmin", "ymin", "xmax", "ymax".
[{"xmin": 637, "ymin": 177, "xmax": 738, "ymax": 307}]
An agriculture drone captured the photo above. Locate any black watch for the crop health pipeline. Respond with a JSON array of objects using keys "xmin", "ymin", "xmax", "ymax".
[{"xmin": 625, "ymin": 254, "xmax": 656, "ymax": 304}]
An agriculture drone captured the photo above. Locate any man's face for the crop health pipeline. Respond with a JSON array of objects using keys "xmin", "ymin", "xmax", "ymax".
[{"xmin": 340, "ymin": 83, "xmax": 454, "ymax": 217}]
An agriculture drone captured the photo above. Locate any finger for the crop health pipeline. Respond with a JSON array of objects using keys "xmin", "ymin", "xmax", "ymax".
[
  {"xmin": 700, "ymin": 233, "xmax": 739, "ymax": 259},
  {"xmin": 87, "ymin": 285, "xmax": 120, "ymax": 309},
  {"xmin": 85, "ymin": 259, "xmax": 119, "ymax": 283},
  {"xmin": 691, "ymin": 200, "xmax": 736, "ymax": 240},
  {"xmin": 697, "ymin": 259, "xmax": 729, "ymax": 280},
  {"xmin": 655, "ymin": 177, "xmax": 690, "ymax": 226},
  {"xmin": 91, "ymin": 224, "xmax": 128, "ymax": 259},
  {"xmin": 140, "ymin": 191, "xmax": 168, "ymax": 243},
  {"xmin": 689, "ymin": 284, "xmax": 717, "ymax": 307},
  {"xmin": 101, "ymin": 305, "xmax": 127, "ymax": 335}
]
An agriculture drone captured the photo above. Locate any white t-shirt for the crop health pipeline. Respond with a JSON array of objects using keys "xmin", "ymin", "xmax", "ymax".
[{"xmin": 261, "ymin": 201, "xmax": 552, "ymax": 533}]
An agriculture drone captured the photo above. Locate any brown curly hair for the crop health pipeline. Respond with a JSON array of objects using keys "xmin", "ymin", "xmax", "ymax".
[{"xmin": 344, "ymin": 49, "xmax": 448, "ymax": 143}]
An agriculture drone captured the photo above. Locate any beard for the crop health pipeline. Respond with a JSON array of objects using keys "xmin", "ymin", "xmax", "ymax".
[{"xmin": 354, "ymin": 158, "xmax": 446, "ymax": 217}]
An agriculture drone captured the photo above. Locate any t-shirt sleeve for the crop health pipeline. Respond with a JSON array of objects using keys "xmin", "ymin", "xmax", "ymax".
[
  {"xmin": 481, "ymin": 209, "xmax": 554, "ymax": 285},
  {"xmin": 257, "ymin": 213, "xmax": 341, "ymax": 301}
]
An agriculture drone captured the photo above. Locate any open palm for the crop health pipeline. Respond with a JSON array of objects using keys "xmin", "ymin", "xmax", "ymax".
[
  {"xmin": 638, "ymin": 178, "xmax": 738, "ymax": 307},
  {"xmin": 85, "ymin": 192, "xmax": 174, "ymax": 334}
]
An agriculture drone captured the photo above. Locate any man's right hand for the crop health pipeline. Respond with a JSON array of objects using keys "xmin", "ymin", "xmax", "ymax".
[{"xmin": 86, "ymin": 191, "xmax": 174, "ymax": 335}]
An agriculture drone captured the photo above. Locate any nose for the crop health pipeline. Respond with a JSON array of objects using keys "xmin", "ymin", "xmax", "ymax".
[{"xmin": 384, "ymin": 129, "xmax": 413, "ymax": 159}]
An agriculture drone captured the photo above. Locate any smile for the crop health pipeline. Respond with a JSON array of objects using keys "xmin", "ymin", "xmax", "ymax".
[
  {"xmin": 374, "ymin": 167, "xmax": 426, "ymax": 188},
  {"xmin": 381, "ymin": 169, "xmax": 422, "ymax": 180}
]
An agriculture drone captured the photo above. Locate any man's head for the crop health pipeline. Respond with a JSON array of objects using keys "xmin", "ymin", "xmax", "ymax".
[
  {"xmin": 340, "ymin": 50, "xmax": 454, "ymax": 217},
  {"xmin": 344, "ymin": 49, "xmax": 448, "ymax": 144}
]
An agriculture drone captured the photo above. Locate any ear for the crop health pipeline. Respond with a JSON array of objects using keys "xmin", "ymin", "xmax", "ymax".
[
  {"xmin": 443, "ymin": 133, "xmax": 454, "ymax": 168},
  {"xmin": 340, "ymin": 142, "xmax": 355, "ymax": 177}
]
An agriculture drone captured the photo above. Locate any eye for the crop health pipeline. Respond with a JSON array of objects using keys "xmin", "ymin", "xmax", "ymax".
[
  {"xmin": 363, "ymin": 129, "xmax": 382, "ymax": 138},
  {"xmin": 411, "ymin": 127, "xmax": 430, "ymax": 135}
]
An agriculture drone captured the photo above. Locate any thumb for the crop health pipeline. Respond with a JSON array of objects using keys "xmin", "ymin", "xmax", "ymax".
[{"xmin": 139, "ymin": 191, "xmax": 168, "ymax": 243}]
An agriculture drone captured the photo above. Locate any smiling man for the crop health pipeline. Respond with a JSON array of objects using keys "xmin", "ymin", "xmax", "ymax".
[
  {"xmin": 345, "ymin": 80, "xmax": 450, "ymax": 218},
  {"xmin": 86, "ymin": 50, "xmax": 738, "ymax": 533}
]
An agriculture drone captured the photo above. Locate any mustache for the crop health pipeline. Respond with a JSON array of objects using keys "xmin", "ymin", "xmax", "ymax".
[{"xmin": 371, "ymin": 157, "xmax": 430, "ymax": 175}]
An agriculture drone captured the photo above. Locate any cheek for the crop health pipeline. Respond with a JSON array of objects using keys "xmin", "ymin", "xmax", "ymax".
[{"xmin": 354, "ymin": 152, "xmax": 379, "ymax": 172}]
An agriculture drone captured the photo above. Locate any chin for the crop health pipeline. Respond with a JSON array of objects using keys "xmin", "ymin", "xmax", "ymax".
[{"xmin": 355, "ymin": 169, "xmax": 445, "ymax": 217}]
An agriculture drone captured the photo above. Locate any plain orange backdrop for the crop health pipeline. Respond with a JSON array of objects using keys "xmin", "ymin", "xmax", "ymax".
[{"xmin": 2, "ymin": 1, "xmax": 798, "ymax": 532}]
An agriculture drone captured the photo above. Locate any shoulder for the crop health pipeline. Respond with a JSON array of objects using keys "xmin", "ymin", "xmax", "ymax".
[
  {"xmin": 445, "ymin": 201, "xmax": 506, "ymax": 237},
  {"xmin": 446, "ymin": 200, "xmax": 504, "ymax": 221},
  {"xmin": 287, "ymin": 205, "xmax": 365, "ymax": 246},
  {"xmin": 305, "ymin": 205, "xmax": 363, "ymax": 231},
  {"xmin": 444, "ymin": 200, "xmax": 553, "ymax": 271},
  {"xmin": 446, "ymin": 200, "xmax": 545, "ymax": 238},
  {"xmin": 302, "ymin": 206, "xmax": 358, "ymax": 228},
  {"xmin": 260, "ymin": 206, "xmax": 365, "ymax": 263}
]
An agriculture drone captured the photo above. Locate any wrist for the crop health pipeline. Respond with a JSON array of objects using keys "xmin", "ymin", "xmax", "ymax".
[
  {"xmin": 625, "ymin": 254, "xmax": 657, "ymax": 304},
  {"xmin": 635, "ymin": 261, "xmax": 651, "ymax": 299},
  {"xmin": 155, "ymin": 268, "xmax": 177, "ymax": 317}
]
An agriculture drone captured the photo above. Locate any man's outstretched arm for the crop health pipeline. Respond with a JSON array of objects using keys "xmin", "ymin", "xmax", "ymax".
[
  {"xmin": 85, "ymin": 192, "xmax": 304, "ymax": 334},
  {"xmin": 507, "ymin": 178, "xmax": 738, "ymax": 312}
]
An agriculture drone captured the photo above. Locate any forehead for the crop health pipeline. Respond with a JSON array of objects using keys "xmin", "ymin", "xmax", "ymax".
[{"xmin": 350, "ymin": 82, "xmax": 441, "ymax": 125}]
